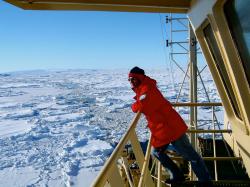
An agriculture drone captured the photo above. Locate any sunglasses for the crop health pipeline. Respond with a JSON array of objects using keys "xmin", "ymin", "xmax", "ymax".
[{"xmin": 128, "ymin": 77, "xmax": 137, "ymax": 82}]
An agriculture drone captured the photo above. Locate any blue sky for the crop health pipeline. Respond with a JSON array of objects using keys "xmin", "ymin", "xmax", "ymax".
[{"xmin": 0, "ymin": 1, "xmax": 177, "ymax": 73}]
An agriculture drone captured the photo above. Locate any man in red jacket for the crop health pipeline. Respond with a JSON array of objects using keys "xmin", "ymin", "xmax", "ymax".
[{"xmin": 128, "ymin": 66, "xmax": 211, "ymax": 184}]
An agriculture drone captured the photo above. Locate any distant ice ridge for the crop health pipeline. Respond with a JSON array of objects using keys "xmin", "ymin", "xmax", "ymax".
[{"xmin": 0, "ymin": 69, "xmax": 222, "ymax": 186}]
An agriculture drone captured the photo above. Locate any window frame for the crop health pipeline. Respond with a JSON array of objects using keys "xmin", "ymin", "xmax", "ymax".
[
  {"xmin": 195, "ymin": 18, "xmax": 247, "ymax": 134},
  {"xmin": 203, "ymin": 23, "xmax": 242, "ymax": 120},
  {"xmin": 212, "ymin": 0, "xmax": 250, "ymax": 134}
]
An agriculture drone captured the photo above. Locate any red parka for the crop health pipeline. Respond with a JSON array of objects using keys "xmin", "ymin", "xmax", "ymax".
[{"xmin": 130, "ymin": 73, "xmax": 188, "ymax": 148}]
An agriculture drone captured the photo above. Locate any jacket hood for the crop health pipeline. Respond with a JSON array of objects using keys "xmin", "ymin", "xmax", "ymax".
[{"xmin": 142, "ymin": 76, "xmax": 157, "ymax": 87}]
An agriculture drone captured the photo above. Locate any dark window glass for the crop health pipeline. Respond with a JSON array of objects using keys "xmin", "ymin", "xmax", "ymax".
[
  {"xmin": 224, "ymin": 0, "xmax": 250, "ymax": 85},
  {"xmin": 204, "ymin": 24, "xmax": 242, "ymax": 119}
]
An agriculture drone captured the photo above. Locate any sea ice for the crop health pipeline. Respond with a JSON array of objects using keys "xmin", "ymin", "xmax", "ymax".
[{"xmin": 0, "ymin": 69, "xmax": 222, "ymax": 186}]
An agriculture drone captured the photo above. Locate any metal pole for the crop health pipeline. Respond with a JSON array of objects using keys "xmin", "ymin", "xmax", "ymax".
[
  {"xmin": 138, "ymin": 135, "xmax": 152, "ymax": 187},
  {"xmin": 157, "ymin": 161, "xmax": 162, "ymax": 187},
  {"xmin": 212, "ymin": 106, "xmax": 218, "ymax": 181},
  {"xmin": 189, "ymin": 22, "xmax": 198, "ymax": 180}
]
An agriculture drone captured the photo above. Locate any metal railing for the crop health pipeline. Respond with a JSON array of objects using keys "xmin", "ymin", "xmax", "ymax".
[
  {"xmin": 92, "ymin": 112, "xmax": 154, "ymax": 187},
  {"xmin": 92, "ymin": 102, "xmax": 237, "ymax": 187},
  {"xmin": 172, "ymin": 102, "xmax": 237, "ymax": 181}
]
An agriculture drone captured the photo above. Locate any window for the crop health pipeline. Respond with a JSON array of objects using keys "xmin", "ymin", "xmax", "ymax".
[
  {"xmin": 224, "ymin": 0, "xmax": 250, "ymax": 86},
  {"xmin": 204, "ymin": 24, "xmax": 242, "ymax": 119}
]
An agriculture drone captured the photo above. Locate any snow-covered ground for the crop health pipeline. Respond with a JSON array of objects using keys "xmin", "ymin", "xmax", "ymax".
[{"xmin": 0, "ymin": 69, "xmax": 222, "ymax": 186}]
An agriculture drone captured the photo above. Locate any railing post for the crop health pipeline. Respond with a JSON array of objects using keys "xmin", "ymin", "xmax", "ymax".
[
  {"xmin": 131, "ymin": 131, "xmax": 154, "ymax": 187},
  {"xmin": 121, "ymin": 157, "xmax": 134, "ymax": 187},
  {"xmin": 138, "ymin": 135, "xmax": 152, "ymax": 187},
  {"xmin": 212, "ymin": 106, "xmax": 218, "ymax": 181},
  {"xmin": 157, "ymin": 161, "xmax": 162, "ymax": 187}
]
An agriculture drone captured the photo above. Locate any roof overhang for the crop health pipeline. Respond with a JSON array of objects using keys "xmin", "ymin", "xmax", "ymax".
[{"xmin": 4, "ymin": 0, "xmax": 191, "ymax": 13}]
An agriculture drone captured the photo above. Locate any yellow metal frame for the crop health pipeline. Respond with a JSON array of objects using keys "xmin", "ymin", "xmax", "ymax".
[
  {"xmin": 190, "ymin": 0, "xmax": 250, "ymax": 178},
  {"xmin": 212, "ymin": 0, "xmax": 250, "ymax": 133},
  {"xmin": 195, "ymin": 19, "xmax": 246, "ymax": 133},
  {"xmin": 4, "ymin": 0, "xmax": 190, "ymax": 13}
]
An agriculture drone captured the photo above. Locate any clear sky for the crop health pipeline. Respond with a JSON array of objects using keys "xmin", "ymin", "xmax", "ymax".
[{"xmin": 0, "ymin": 1, "xmax": 177, "ymax": 73}]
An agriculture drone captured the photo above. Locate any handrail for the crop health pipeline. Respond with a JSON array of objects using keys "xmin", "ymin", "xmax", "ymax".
[
  {"xmin": 92, "ymin": 102, "xmax": 226, "ymax": 186},
  {"xmin": 187, "ymin": 129, "xmax": 231, "ymax": 133},
  {"xmin": 171, "ymin": 102, "xmax": 222, "ymax": 107},
  {"xmin": 171, "ymin": 157, "xmax": 242, "ymax": 161},
  {"xmin": 92, "ymin": 112, "xmax": 142, "ymax": 187}
]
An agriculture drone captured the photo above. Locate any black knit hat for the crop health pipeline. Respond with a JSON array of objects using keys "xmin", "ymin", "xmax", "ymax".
[{"xmin": 130, "ymin": 66, "xmax": 145, "ymax": 75}]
